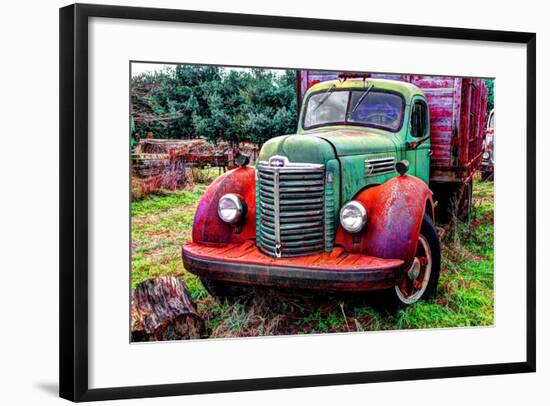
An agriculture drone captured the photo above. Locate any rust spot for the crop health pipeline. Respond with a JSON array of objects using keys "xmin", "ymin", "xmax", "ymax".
[
  {"xmin": 335, "ymin": 175, "xmax": 433, "ymax": 263},
  {"xmin": 183, "ymin": 241, "xmax": 404, "ymax": 292},
  {"xmin": 192, "ymin": 167, "xmax": 256, "ymax": 245}
]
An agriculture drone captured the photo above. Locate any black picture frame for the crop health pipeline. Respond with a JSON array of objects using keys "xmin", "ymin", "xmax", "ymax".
[{"xmin": 59, "ymin": 3, "xmax": 536, "ymax": 402}]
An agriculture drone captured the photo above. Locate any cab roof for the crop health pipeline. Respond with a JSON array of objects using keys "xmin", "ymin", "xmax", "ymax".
[{"xmin": 305, "ymin": 78, "xmax": 424, "ymax": 104}]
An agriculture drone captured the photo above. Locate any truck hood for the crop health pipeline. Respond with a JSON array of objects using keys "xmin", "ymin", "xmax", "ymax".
[
  {"xmin": 258, "ymin": 133, "xmax": 337, "ymax": 164},
  {"xmin": 308, "ymin": 128, "xmax": 397, "ymax": 156},
  {"xmin": 258, "ymin": 129, "xmax": 397, "ymax": 164}
]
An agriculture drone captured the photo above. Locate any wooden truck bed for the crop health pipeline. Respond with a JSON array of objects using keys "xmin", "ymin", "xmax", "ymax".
[{"xmin": 296, "ymin": 71, "xmax": 488, "ymax": 184}]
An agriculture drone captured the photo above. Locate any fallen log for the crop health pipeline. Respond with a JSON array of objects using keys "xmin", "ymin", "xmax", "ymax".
[{"xmin": 131, "ymin": 276, "xmax": 205, "ymax": 342}]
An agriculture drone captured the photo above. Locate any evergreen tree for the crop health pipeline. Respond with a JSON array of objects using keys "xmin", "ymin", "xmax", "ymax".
[
  {"xmin": 131, "ymin": 66, "xmax": 297, "ymax": 146},
  {"xmin": 485, "ymin": 79, "xmax": 494, "ymax": 113}
]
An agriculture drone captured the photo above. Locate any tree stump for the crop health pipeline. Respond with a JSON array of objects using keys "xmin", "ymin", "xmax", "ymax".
[{"xmin": 131, "ymin": 276, "xmax": 205, "ymax": 342}]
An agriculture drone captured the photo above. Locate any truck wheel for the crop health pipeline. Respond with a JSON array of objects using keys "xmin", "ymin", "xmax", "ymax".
[
  {"xmin": 200, "ymin": 277, "xmax": 248, "ymax": 302},
  {"xmin": 459, "ymin": 179, "xmax": 473, "ymax": 220},
  {"xmin": 394, "ymin": 215, "xmax": 441, "ymax": 305},
  {"xmin": 481, "ymin": 170, "xmax": 493, "ymax": 181},
  {"xmin": 432, "ymin": 181, "xmax": 473, "ymax": 224}
]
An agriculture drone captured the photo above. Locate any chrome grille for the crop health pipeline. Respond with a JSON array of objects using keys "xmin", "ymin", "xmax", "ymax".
[
  {"xmin": 257, "ymin": 157, "xmax": 325, "ymax": 258},
  {"xmin": 364, "ymin": 156, "xmax": 396, "ymax": 177}
]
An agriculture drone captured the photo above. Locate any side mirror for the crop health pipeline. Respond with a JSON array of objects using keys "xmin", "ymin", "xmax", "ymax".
[{"xmin": 395, "ymin": 160, "xmax": 409, "ymax": 176}]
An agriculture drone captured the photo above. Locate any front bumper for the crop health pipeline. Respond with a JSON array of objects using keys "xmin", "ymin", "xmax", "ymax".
[{"xmin": 182, "ymin": 240, "xmax": 404, "ymax": 292}]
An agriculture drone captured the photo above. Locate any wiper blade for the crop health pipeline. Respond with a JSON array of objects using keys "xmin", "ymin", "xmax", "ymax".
[
  {"xmin": 311, "ymin": 84, "xmax": 336, "ymax": 114},
  {"xmin": 349, "ymin": 83, "xmax": 374, "ymax": 115}
]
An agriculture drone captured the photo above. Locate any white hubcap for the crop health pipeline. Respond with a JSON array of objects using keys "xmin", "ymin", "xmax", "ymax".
[{"xmin": 395, "ymin": 234, "xmax": 432, "ymax": 305}]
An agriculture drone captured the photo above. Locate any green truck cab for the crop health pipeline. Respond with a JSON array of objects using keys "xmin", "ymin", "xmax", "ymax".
[
  {"xmin": 264, "ymin": 78, "xmax": 431, "ymax": 197},
  {"xmin": 183, "ymin": 75, "xmax": 486, "ymax": 305}
]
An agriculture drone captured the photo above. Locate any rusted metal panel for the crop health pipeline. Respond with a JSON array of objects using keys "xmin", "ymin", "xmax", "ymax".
[
  {"xmin": 452, "ymin": 77, "xmax": 463, "ymax": 154},
  {"xmin": 459, "ymin": 78, "xmax": 472, "ymax": 167},
  {"xmin": 470, "ymin": 80, "xmax": 482, "ymax": 163},
  {"xmin": 182, "ymin": 240, "xmax": 404, "ymax": 292},
  {"xmin": 476, "ymin": 81, "xmax": 488, "ymax": 161},
  {"xmin": 409, "ymin": 76, "xmax": 457, "ymax": 168},
  {"xmin": 192, "ymin": 167, "xmax": 256, "ymax": 245},
  {"xmin": 335, "ymin": 174, "xmax": 433, "ymax": 263}
]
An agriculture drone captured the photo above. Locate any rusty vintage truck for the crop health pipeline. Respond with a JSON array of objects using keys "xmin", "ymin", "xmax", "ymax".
[{"xmin": 182, "ymin": 72, "xmax": 487, "ymax": 305}]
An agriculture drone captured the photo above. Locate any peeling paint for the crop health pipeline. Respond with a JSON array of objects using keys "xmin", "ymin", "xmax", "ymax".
[{"xmin": 335, "ymin": 174, "xmax": 433, "ymax": 263}]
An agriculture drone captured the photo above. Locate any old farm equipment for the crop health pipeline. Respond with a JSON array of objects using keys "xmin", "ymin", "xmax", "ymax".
[
  {"xmin": 132, "ymin": 138, "xmax": 260, "ymax": 178},
  {"xmin": 183, "ymin": 73, "xmax": 488, "ymax": 305},
  {"xmin": 132, "ymin": 138, "xmax": 229, "ymax": 178}
]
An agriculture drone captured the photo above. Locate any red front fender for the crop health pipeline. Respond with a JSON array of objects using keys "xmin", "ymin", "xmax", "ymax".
[
  {"xmin": 192, "ymin": 167, "xmax": 256, "ymax": 246},
  {"xmin": 335, "ymin": 175, "xmax": 434, "ymax": 263}
]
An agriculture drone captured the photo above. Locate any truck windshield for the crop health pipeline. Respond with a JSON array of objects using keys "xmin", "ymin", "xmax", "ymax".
[{"xmin": 303, "ymin": 89, "xmax": 404, "ymax": 132}]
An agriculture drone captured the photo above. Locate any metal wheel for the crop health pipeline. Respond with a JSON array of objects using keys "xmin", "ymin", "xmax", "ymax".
[{"xmin": 395, "ymin": 234, "xmax": 432, "ymax": 305}]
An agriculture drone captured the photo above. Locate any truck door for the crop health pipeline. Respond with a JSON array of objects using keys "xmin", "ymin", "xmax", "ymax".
[{"xmin": 407, "ymin": 97, "xmax": 430, "ymax": 184}]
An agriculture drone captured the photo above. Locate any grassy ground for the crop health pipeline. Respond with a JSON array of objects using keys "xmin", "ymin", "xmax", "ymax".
[{"xmin": 131, "ymin": 175, "xmax": 494, "ymax": 338}]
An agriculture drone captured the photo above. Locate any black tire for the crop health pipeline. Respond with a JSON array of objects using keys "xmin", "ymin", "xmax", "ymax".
[
  {"xmin": 200, "ymin": 277, "xmax": 248, "ymax": 302},
  {"xmin": 393, "ymin": 215, "xmax": 441, "ymax": 306},
  {"xmin": 432, "ymin": 183, "xmax": 453, "ymax": 224},
  {"xmin": 433, "ymin": 180, "xmax": 473, "ymax": 225},
  {"xmin": 481, "ymin": 170, "xmax": 494, "ymax": 181},
  {"xmin": 458, "ymin": 179, "xmax": 473, "ymax": 220}
]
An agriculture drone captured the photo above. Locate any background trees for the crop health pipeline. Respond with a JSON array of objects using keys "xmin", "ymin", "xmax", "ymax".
[
  {"xmin": 485, "ymin": 79, "xmax": 494, "ymax": 113},
  {"xmin": 131, "ymin": 65, "xmax": 297, "ymax": 146}
]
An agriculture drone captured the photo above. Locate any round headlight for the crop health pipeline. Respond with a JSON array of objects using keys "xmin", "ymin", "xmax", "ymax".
[
  {"xmin": 339, "ymin": 201, "xmax": 367, "ymax": 233},
  {"xmin": 217, "ymin": 194, "xmax": 244, "ymax": 224}
]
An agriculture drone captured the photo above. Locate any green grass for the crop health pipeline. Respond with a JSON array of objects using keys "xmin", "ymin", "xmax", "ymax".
[
  {"xmin": 130, "ymin": 185, "xmax": 207, "ymax": 296},
  {"xmin": 131, "ymin": 187, "xmax": 206, "ymax": 217},
  {"xmin": 131, "ymin": 175, "xmax": 494, "ymax": 338}
]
